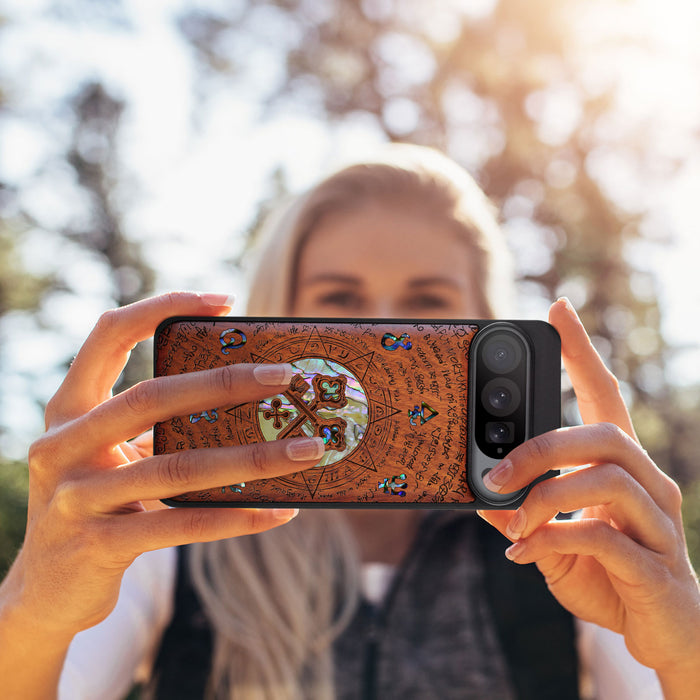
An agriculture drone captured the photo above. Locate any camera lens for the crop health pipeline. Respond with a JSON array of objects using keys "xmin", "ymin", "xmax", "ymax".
[
  {"xmin": 481, "ymin": 378, "xmax": 521, "ymax": 417},
  {"xmin": 482, "ymin": 334, "xmax": 523, "ymax": 374},
  {"xmin": 489, "ymin": 387, "xmax": 510, "ymax": 410},
  {"xmin": 486, "ymin": 421, "xmax": 514, "ymax": 444}
]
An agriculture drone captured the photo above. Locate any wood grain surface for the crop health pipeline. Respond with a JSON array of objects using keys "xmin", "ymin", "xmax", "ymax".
[{"xmin": 154, "ymin": 318, "xmax": 480, "ymax": 505}]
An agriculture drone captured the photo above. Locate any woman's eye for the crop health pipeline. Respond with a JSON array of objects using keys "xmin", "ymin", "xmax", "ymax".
[
  {"xmin": 405, "ymin": 295, "xmax": 451, "ymax": 311},
  {"xmin": 316, "ymin": 291, "xmax": 363, "ymax": 309}
]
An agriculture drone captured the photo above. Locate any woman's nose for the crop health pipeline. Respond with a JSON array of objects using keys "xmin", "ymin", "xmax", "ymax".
[{"xmin": 365, "ymin": 299, "xmax": 402, "ymax": 319}]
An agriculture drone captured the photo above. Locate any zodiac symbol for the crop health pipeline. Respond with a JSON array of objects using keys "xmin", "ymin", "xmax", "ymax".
[
  {"xmin": 220, "ymin": 328, "xmax": 247, "ymax": 354},
  {"xmin": 408, "ymin": 402, "xmax": 439, "ymax": 427},
  {"xmin": 190, "ymin": 410, "xmax": 218, "ymax": 424},
  {"xmin": 381, "ymin": 333, "xmax": 412, "ymax": 351},
  {"xmin": 378, "ymin": 473, "xmax": 408, "ymax": 497},
  {"xmin": 221, "ymin": 483, "xmax": 245, "ymax": 494},
  {"xmin": 263, "ymin": 398, "xmax": 291, "ymax": 429}
]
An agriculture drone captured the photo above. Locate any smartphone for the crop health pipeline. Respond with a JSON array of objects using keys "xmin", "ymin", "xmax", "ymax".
[{"xmin": 153, "ymin": 317, "xmax": 560, "ymax": 509}]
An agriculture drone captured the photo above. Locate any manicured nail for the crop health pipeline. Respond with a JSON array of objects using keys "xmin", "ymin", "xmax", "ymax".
[
  {"xmin": 273, "ymin": 508, "xmax": 299, "ymax": 521},
  {"xmin": 505, "ymin": 541, "xmax": 527, "ymax": 561},
  {"xmin": 557, "ymin": 296, "xmax": 578, "ymax": 319},
  {"xmin": 286, "ymin": 437, "xmax": 326, "ymax": 462},
  {"xmin": 483, "ymin": 460, "xmax": 512, "ymax": 493},
  {"xmin": 199, "ymin": 293, "xmax": 236, "ymax": 310},
  {"xmin": 254, "ymin": 363, "xmax": 294, "ymax": 386},
  {"xmin": 506, "ymin": 509, "xmax": 527, "ymax": 540}
]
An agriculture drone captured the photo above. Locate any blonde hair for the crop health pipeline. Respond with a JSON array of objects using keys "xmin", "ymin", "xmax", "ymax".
[
  {"xmin": 188, "ymin": 144, "xmax": 514, "ymax": 699},
  {"xmin": 189, "ymin": 512, "xmax": 360, "ymax": 700},
  {"xmin": 246, "ymin": 143, "xmax": 513, "ymax": 317}
]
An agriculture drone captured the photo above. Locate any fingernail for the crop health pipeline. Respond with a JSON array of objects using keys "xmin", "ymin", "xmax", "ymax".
[
  {"xmin": 199, "ymin": 293, "xmax": 236, "ymax": 310},
  {"xmin": 505, "ymin": 541, "xmax": 527, "ymax": 561},
  {"xmin": 286, "ymin": 437, "xmax": 326, "ymax": 462},
  {"xmin": 557, "ymin": 296, "xmax": 578, "ymax": 319},
  {"xmin": 506, "ymin": 509, "xmax": 527, "ymax": 540},
  {"xmin": 483, "ymin": 460, "xmax": 512, "ymax": 493},
  {"xmin": 254, "ymin": 363, "xmax": 294, "ymax": 386},
  {"xmin": 273, "ymin": 508, "xmax": 299, "ymax": 521}
]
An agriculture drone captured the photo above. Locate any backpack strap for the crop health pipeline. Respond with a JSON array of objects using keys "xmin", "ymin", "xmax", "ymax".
[
  {"xmin": 477, "ymin": 515, "xmax": 580, "ymax": 700},
  {"xmin": 147, "ymin": 546, "xmax": 212, "ymax": 699},
  {"xmin": 150, "ymin": 521, "xmax": 580, "ymax": 700}
]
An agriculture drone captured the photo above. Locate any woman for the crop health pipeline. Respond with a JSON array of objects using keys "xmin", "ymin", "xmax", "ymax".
[{"xmin": 0, "ymin": 145, "xmax": 698, "ymax": 699}]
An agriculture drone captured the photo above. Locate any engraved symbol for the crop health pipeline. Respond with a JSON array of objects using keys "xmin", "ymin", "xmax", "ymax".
[
  {"xmin": 381, "ymin": 333, "xmax": 412, "ymax": 351},
  {"xmin": 290, "ymin": 374, "xmax": 310, "ymax": 395},
  {"xmin": 221, "ymin": 482, "xmax": 245, "ymax": 494},
  {"xmin": 190, "ymin": 409, "xmax": 219, "ymax": 424},
  {"xmin": 273, "ymin": 374, "xmax": 349, "ymax": 452},
  {"xmin": 378, "ymin": 473, "xmax": 408, "ymax": 497},
  {"xmin": 312, "ymin": 375, "xmax": 347, "ymax": 408},
  {"xmin": 263, "ymin": 398, "xmax": 291, "ymax": 429},
  {"xmin": 408, "ymin": 402, "xmax": 439, "ymax": 427},
  {"xmin": 319, "ymin": 379, "xmax": 342, "ymax": 402},
  {"xmin": 220, "ymin": 328, "xmax": 247, "ymax": 354},
  {"xmin": 320, "ymin": 423, "xmax": 344, "ymax": 448},
  {"xmin": 256, "ymin": 357, "xmax": 371, "ymax": 477}
]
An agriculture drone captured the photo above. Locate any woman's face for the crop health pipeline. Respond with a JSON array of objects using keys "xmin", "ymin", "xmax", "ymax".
[{"xmin": 292, "ymin": 202, "xmax": 485, "ymax": 319}]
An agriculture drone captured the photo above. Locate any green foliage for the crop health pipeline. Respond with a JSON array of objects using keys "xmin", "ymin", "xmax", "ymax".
[
  {"xmin": 0, "ymin": 460, "xmax": 28, "ymax": 577},
  {"xmin": 682, "ymin": 478, "xmax": 700, "ymax": 572},
  {"xmin": 175, "ymin": 0, "xmax": 697, "ymax": 488},
  {"xmin": 0, "ymin": 222, "xmax": 54, "ymax": 316},
  {"xmin": 0, "ymin": 2, "xmax": 697, "ymax": 537},
  {"xmin": 63, "ymin": 81, "xmax": 157, "ymax": 392}
]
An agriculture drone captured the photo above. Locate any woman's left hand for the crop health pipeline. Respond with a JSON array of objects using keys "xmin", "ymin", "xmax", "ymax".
[{"xmin": 478, "ymin": 298, "xmax": 700, "ymax": 696}]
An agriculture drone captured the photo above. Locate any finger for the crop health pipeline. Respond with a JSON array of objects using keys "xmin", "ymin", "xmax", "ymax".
[
  {"xmin": 503, "ymin": 518, "xmax": 663, "ymax": 588},
  {"xmin": 127, "ymin": 430, "xmax": 153, "ymax": 459},
  {"xmin": 47, "ymin": 292, "xmax": 235, "ymax": 424},
  {"xmin": 119, "ymin": 441, "xmax": 144, "ymax": 462},
  {"xmin": 87, "ymin": 437, "xmax": 326, "ymax": 507},
  {"xmin": 503, "ymin": 464, "xmax": 676, "ymax": 554},
  {"xmin": 476, "ymin": 509, "xmax": 516, "ymax": 539},
  {"xmin": 483, "ymin": 423, "xmax": 681, "ymax": 515},
  {"xmin": 108, "ymin": 506, "xmax": 301, "ymax": 557},
  {"xmin": 549, "ymin": 298, "xmax": 636, "ymax": 439},
  {"xmin": 66, "ymin": 362, "xmax": 294, "ymax": 454},
  {"xmin": 119, "ymin": 431, "xmax": 153, "ymax": 462}
]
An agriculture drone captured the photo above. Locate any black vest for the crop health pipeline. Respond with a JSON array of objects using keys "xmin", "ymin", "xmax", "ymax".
[{"xmin": 149, "ymin": 513, "xmax": 579, "ymax": 699}]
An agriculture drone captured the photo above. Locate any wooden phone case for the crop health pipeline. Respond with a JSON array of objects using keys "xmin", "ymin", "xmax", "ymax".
[{"xmin": 153, "ymin": 317, "xmax": 559, "ymax": 508}]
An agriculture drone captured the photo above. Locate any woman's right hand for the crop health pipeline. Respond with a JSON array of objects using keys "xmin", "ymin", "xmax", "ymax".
[{"xmin": 1, "ymin": 292, "xmax": 324, "ymax": 642}]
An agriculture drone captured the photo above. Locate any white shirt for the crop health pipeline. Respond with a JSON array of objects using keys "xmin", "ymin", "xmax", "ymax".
[
  {"xmin": 59, "ymin": 548, "xmax": 176, "ymax": 700},
  {"xmin": 59, "ymin": 548, "xmax": 663, "ymax": 700}
]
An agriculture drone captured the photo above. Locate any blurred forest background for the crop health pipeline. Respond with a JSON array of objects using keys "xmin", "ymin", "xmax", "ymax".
[{"xmin": 1, "ymin": 0, "xmax": 700, "ymax": 574}]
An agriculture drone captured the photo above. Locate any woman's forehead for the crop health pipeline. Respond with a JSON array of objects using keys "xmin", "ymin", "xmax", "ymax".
[{"xmin": 299, "ymin": 204, "xmax": 472, "ymax": 271}]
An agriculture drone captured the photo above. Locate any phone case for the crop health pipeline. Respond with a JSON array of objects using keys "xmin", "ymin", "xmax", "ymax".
[{"xmin": 153, "ymin": 317, "xmax": 560, "ymax": 508}]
